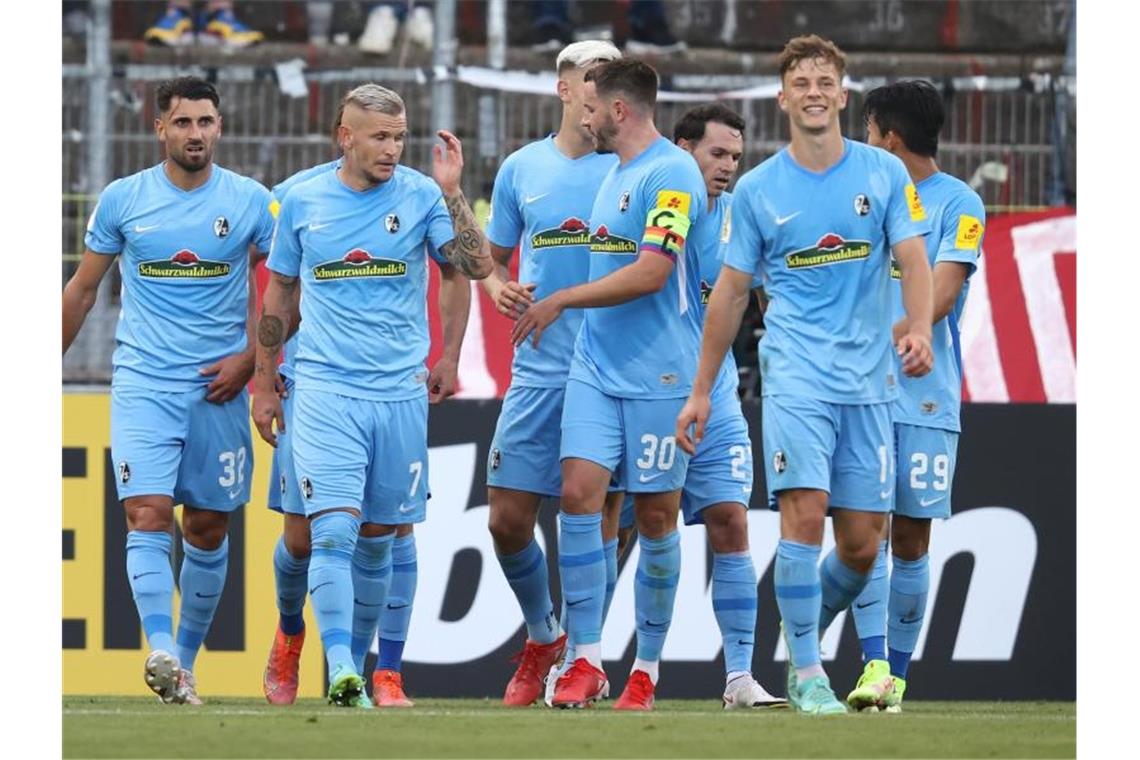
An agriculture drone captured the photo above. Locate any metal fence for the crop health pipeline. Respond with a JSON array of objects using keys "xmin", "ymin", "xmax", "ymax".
[{"xmin": 62, "ymin": 66, "xmax": 1067, "ymax": 383}]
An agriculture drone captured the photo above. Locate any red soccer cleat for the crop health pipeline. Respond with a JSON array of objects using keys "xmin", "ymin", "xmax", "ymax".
[
  {"xmin": 551, "ymin": 657, "xmax": 608, "ymax": 709},
  {"xmin": 372, "ymin": 668, "xmax": 415, "ymax": 707},
  {"xmin": 263, "ymin": 626, "xmax": 305, "ymax": 705},
  {"xmin": 613, "ymin": 670, "xmax": 656, "ymax": 711},
  {"xmin": 503, "ymin": 633, "xmax": 568, "ymax": 707}
]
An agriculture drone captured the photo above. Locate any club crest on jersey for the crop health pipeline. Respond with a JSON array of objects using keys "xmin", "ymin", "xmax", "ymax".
[
  {"xmin": 853, "ymin": 194, "xmax": 871, "ymax": 216},
  {"xmin": 312, "ymin": 249, "xmax": 408, "ymax": 281},
  {"xmin": 138, "ymin": 249, "xmax": 231, "ymax": 279},
  {"xmin": 213, "ymin": 216, "xmax": 230, "ymax": 237},
  {"xmin": 619, "ymin": 191, "xmax": 630, "ymax": 213},
  {"xmin": 588, "ymin": 224, "xmax": 637, "ymax": 255},
  {"xmin": 385, "ymin": 214, "xmax": 400, "ymax": 233},
  {"xmin": 531, "ymin": 217, "xmax": 591, "ymax": 249},
  {"xmin": 118, "ymin": 461, "xmax": 131, "ymax": 484},
  {"xmin": 700, "ymin": 278, "xmax": 713, "ymax": 305},
  {"xmin": 785, "ymin": 233, "xmax": 871, "ymax": 270}
]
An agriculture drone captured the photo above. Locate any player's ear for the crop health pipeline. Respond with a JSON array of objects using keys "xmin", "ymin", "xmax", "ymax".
[
  {"xmin": 556, "ymin": 77, "xmax": 571, "ymax": 104},
  {"xmin": 154, "ymin": 117, "xmax": 164, "ymax": 141},
  {"xmin": 837, "ymin": 85, "xmax": 849, "ymax": 111}
]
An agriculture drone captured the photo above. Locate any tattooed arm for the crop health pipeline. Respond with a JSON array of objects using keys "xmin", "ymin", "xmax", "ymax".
[
  {"xmin": 432, "ymin": 130, "xmax": 492, "ymax": 280},
  {"xmin": 251, "ymin": 271, "xmax": 298, "ymax": 446}
]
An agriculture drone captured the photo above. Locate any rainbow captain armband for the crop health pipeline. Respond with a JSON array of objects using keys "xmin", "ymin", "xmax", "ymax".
[{"xmin": 640, "ymin": 203, "xmax": 692, "ymax": 260}]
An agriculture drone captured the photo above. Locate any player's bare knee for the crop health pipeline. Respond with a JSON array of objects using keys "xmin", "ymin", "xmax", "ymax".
[
  {"xmin": 835, "ymin": 533, "xmax": 880, "ymax": 573},
  {"xmin": 360, "ymin": 522, "xmax": 397, "ymax": 538},
  {"xmin": 182, "ymin": 507, "xmax": 229, "ymax": 550},
  {"xmin": 488, "ymin": 505, "xmax": 534, "ymax": 552},
  {"xmin": 634, "ymin": 504, "xmax": 676, "ymax": 539},
  {"xmin": 283, "ymin": 515, "xmax": 311, "ymax": 558},
  {"xmin": 560, "ymin": 480, "xmax": 600, "ymax": 514},
  {"xmin": 123, "ymin": 499, "xmax": 174, "ymax": 533},
  {"xmin": 891, "ymin": 516, "xmax": 931, "ymax": 561},
  {"xmin": 704, "ymin": 503, "xmax": 749, "ymax": 554}
]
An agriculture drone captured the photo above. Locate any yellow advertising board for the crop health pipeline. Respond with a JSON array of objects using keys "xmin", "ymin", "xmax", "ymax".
[{"xmin": 63, "ymin": 392, "xmax": 326, "ymax": 697}]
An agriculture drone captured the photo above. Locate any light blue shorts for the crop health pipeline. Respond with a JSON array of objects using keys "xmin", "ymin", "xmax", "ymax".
[
  {"xmin": 487, "ymin": 384, "xmax": 564, "ymax": 497},
  {"xmin": 291, "ymin": 387, "xmax": 429, "ymax": 524},
  {"xmin": 762, "ymin": 395, "xmax": 894, "ymax": 513},
  {"xmin": 893, "ymin": 423, "xmax": 959, "ymax": 519},
  {"xmin": 681, "ymin": 392, "xmax": 753, "ymax": 525},
  {"xmin": 560, "ymin": 379, "xmax": 690, "ymax": 494},
  {"xmin": 110, "ymin": 383, "xmax": 252, "ymax": 510},
  {"xmin": 267, "ymin": 375, "xmax": 303, "ymax": 516}
]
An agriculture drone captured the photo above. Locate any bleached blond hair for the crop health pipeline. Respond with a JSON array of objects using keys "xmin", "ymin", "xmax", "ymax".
[{"xmin": 556, "ymin": 40, "xmax": 622, "ymax": 74}]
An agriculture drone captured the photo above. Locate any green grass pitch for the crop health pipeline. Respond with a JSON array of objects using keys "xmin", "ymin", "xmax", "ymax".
[{"xmin": 63, "ymin": 697, "xmax": 1075, "ymax": 758}]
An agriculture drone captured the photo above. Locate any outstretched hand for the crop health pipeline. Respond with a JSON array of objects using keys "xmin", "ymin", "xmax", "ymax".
[{"xmin": 431, "ymin": 130, "xmax": 464, "ymax": 195}]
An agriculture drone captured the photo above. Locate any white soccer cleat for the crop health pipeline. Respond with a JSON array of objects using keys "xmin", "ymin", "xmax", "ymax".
[
  {"xmin": 175, "ymin": 668, "xmax": 204, "ymax": 706},
  {"xmin": 543, "ymin": 662, "xmax": 561, "ymax": 707},
  {"xmin": 723, "ymin": 674, "xmax": 790, "ymax": 710},
  {"xmin": 144, "ymin": 650, "xmax": 182, "ymax": 704},
  {"xmin": 358, "ymin": 5, "xmax": 397, "ymax": 55}
]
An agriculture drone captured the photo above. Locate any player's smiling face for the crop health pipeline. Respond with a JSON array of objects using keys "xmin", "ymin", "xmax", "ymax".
[
  {"xmin": 581, "ymin": 81, "xmax": 617, "ymax": 154},
  {"xmin": 339, "ymin": 105, "xmax": 407, "ymax": 186},
  {"xmin": 778, "ymin": 57, "xmax": 847, "ymax": 135},
  {"xmin": 157, "ymin": 96, "xmax": 222, "ymax": 173},
  {"xmin": 681, "ymin": 121, "xmax": 744, "ymax": 199}
]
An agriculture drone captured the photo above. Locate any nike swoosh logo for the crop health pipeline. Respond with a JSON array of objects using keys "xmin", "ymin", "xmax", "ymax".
[
  {"xmin": 566, "ymin": 598, "xmax": 589, "ymax": 608},
  {"xmin": 638, "ymin": 471, "xmax": 667, "ymax": 483},
  {"xmin": 308, "ymin": 222, "xmax": 332, "ymax": 231},
  {"xmin": 855, "ymin": 600, "xmax": 880, "ymax": 610},
  {"xmin": 354, "ymin": 598, "xmax": 383, "ymax": 608},
  {"xmin": 132, "ymin": 571, "xmax": 161, "ymax": 581},
  {"xmin": 309, "ymin": 581, "xmax": 333, "ymax": 595},
  {"xmin": 524, "ymin": 193, "xmax": 549, "ymax": 204},
  {"xmin": 134, "ymin": 224, "xmax": 161, "ymax": 233},
  {"xmin": 774, "ymin": 212, "xmax": 801, "ymax": 226},
  {"xmin": 386, "ymin": 603, "xmax": 409, "ymax": 610},
  {"xmin": 194, "ymin": 591, "xmax": 220, "ymax": 599},
  {"xmin": 899, "ymin": 615, "xmax": 922, "ymax": 625},
  {"xmin": 880, "ymin": 490, "xmax": 893, "ymax": 500},
  {"xmin": 645, "ymin": 619, "xmax": 669, "ymax": 628},
  {"xmin": 227, "ymin": 489, "xmax": 242, "ymax": 500},
  {"xmin": 793, "ymin": 628, "xmax": 813, "ymax": 638},
  {"xmin": 397, "ymin": 503, "xmax": 416, "ymax": 513},
  {"xmin": 919, "ymin": 495, "xmax": 946, "ymax": 507},
  {"xmin": 737, "ymin": 639, "xmax": 754, "ymax": 646}
]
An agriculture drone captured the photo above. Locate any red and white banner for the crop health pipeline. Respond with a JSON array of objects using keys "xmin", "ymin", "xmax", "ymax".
[{"xmin": 260, "ymin": 208, "xmax": 1076, "ymax": 404}]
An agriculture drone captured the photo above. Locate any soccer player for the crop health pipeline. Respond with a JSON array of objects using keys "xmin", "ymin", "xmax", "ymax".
[
  {"xmin": 846, "ymin": 80, "xmax": 985, "ymax": 712},
  {"xmin": 672, "ymin": 103, "xmax": 786, "ymax": 709},
  {"xmin": 253, "ymin": 83, "xmax": 490, "ymax": 707},
  {"xmin": 676, "ymin": 35, "xmax": 934, "ymax": 715},
  {"xmin": 512, "ymin": 58, "xmax": 708, "ymax": 711},
  {"xmin": 62, "ymin": 76, "xmax": 275, "ymax": 704},
  {"xmin": 481, "ymin": 40, "xmax": 624, "ymax": 707}
]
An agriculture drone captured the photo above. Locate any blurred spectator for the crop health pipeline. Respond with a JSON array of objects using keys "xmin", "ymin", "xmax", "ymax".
[
  {"xmin": 63, "ymin": 1, "xmax": 89, "ymax": 40},
  {"xmin": 358, "ymin": 2, "xmax": 434, "ymax": 55},
  {"xmin": 144, "ymin": 1, "xmax": 264, "ymax": 48},
  {"xmin": 531, "ymin": 0, "xmax": 685, "ymax": 55}
]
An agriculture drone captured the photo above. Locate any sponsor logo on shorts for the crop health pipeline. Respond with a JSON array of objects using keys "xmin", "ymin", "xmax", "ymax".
[
  {"xmin": 213, "ymin": 216, "xmax": 230, "ymax": 238},
  {"xmin": 301, "ymin": 477, "xmax": 313, "ymax": 500},
  {"xmin": 489, "ymin": 448, "xmax": 501, "ymax": 470},
  {"xmin": 118, "ymin": 461, "xmax": 131, "ymax": 484},
  {"xmin": 138, "ymin": 249, "xmax": 231, "ymax": 279},
  {"xmin": 772, "ymin": 451, "xmax": 787, "ymax": 474},
  {"xmin": 312, "ymin": 249, "xmax": 407, "ymax": 281},
  {"xmin": 785, "ymin": 234, "xmax": 871, "ymax": 270},
  {"xmin": 385, "ymin": 214, "xmax": 400, "ymax": 233},
  {"xmin": 588, "ymin": 224, "xmax": 637, "ymax": 255},
  {"xmin": 853, "ymin": 194, "xmax": 871, "ymax": 216},
  {"xmin": 530, "ymin": 217, "xmax": 591, "ymax": 249},
  {"xmin": 639, "ymin": 471, "xmax": 667, "ymax": 483}
]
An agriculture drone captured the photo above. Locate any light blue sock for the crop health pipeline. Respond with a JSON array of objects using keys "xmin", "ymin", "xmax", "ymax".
[
  {"xmin": 498, "ymin": 539, "xmax": 558, "ymax": 644},
  {"xmin": 351, "ymin": 533, "xmax": 393, "ymax": 673},
  {"xmin": 712, "ymin": 551, "xmax": 758, "ymax": 676},
  {"xmin": 558, "ymin": 512, "xmax": 605, "ymax": 647},
  {"xmin": 176, "ymin": 537, "xmax": 228, "ymax": 672},
  {"xmin": 634, "ymin": 531, "xmax": 681, "ymax": 662},
  {"xmin": 308, "ymin": 511, "xmax": 360, "ymax": 678},
  {"xmin": 851, "ymin": 540, "xmax": 889, "ymax": 662},
  {"xmin": 601, "ymin": 538, "xmax": 619, "ymax": 623},
  {"xmin": 273, "ymin": 536, "xmax": 308, "ymax": 636},
  {"xmin": 378, "ymin": 534, "xmax": 417, "ymax": 669},
  {"xmin": 774, "ymin": 539, "xmax": 822, "ymax": 669},
  {"xmin": 126, "ymin": 530, "xmax": 175, "ymax": 655},
  {"xmin": 818, "ymin": 548, "xmax": 871, "ymax": 634},
  {"xmin": 887, "ymin": 554, "xmax": 930, "ymax": 679}
]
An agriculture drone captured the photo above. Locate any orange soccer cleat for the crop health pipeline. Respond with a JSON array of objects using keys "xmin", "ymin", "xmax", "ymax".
[
  {"xmin": 551, "ymin": 657, "xmax": 608, "ymax": 709},
  {"xmin": 263, "ymin": 626, "xmax": 305, "ymax": 705},
  {"xmin": 372, "ymin": 668, "xmax": 415, "ymax": 707},
  {"xmin": 503, "ymin": 633, "xmax": 568, "ymax": 707},
  {"xmin": 613, "ymin": 670, "xmax": 656, "ymax": 711}
]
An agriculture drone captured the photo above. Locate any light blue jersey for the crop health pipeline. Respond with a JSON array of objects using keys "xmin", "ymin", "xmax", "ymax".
[
  {"xmin": 486, "ymin": 136, "xmax": 617, "ymax": 387},
  {"xmin": 267, "ymin": 165, "xmax": 453, "ymax": 400},
  {"xmin": 890, "ymin": 171, "xmax": 984, "ymax": 432},
  {"xmin": 694, "ymin": 191, "xmax": 744, "ymax": 404},
  {"xmin": 568, "ymin": 137, "xmax": 708, "ymax": 399},
  {"xmin": 269, "ymin": 160, "xmax": 341, "ymax": 378},
  {"xmin": 85, "ymin": 163, "xmax": 275, "ymax": 390},
  {"xmin": 724, "ymin": 139, "xmax": 930, "ymax": 404}
]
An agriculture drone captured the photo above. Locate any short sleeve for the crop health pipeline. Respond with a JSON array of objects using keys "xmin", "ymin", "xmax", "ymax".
[
  {"xmin": 485, "ymin": 157, "xmax": 523, "ymax": 249},
  {"xmin": 424, "ymin": 190, "xmax": 453, "ymax": 265},
  {"xmin": 723, "ymin": 176, "xmax": 765, "ymax": 280},
  {"xmin": 883, "ymin": 154, "xmax": 931, "ymax": 248},
  {"xmin": 266, "ymin": 193, "xmax": 302, "ymax": 277},
  {"xmin": 251, "ymin": 183, "xmax": 276, "ymax": 254},
  {"xmin": 638, "ymin": 158, "xmax": 705, "ymax": 261},
  {"xmin": 84, "ymin": 180, "xmax": 125, "ymax": 255},
  {"xmin": 934, "ymin": 189, "xmax": 986, "ymax": 279}
]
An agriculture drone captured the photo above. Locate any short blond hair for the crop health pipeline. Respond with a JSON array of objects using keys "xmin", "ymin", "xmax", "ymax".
[
  {"xmin": 556, "ymin": 39, "xmax": 621, "ymax": 74},
  {"xmin": 777, "ymin": 35, "xmax": 847, "ymax": 82},
  {"xmin": 340, "ymin": 83, "xmax": 405, "ymax": 117}
]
